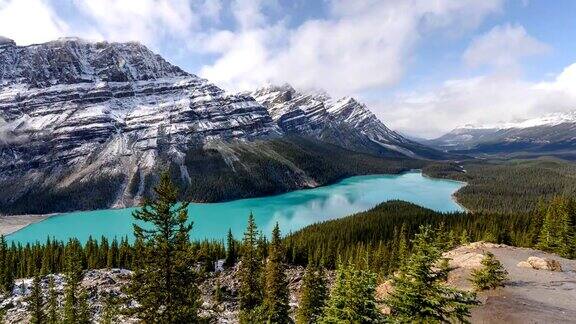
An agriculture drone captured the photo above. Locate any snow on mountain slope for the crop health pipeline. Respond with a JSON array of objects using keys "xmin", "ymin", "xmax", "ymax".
[
  {"xmin": 426, "ymin": 110, "xmax": 576, "ymax": 153},
  {"xmin": 0, "ymin": 37, "xmax": 279, "ymax": 212},
  {"xmin": 249, "ymin": 84, "xmax": 446, "ymax": 159}
]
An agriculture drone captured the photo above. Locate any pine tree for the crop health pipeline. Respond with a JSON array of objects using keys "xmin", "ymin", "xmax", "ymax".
[
  {"xmin": 100, "ymin": 293, "xmax": 120, "ymax": 324},
  {"xmin": 47, "ymin": 276, "xmax": 60, "ymax": 324},
  {"xmin": 397, "ymin": 224, "xmax": 408, "ymax": 267},
  {"xmin": 238, "ymin": 213, "xmax": 264, "ymax": 323},
  {"xmin": 76, "ymin": 290, "xmax": 91, "ymax": 324},
  {"xmin": 470, "ymin": 252, "xmax": 508, "ymax": 291},
  {"xmin": 225, "ymin": 229, "xmax": 237, "ymax": 267},
  {"xmin": 127, "ymin": 172, "xmax": 201, "ymax": 323},
  {"xmin": 263, "ymin": 223, "xmax": 290, "ymax": 323},
  {"xmin": 26, "ymin": 273, "xmax": 45, "ymax": 324},
  {"xmin": 63, "ymin": 239, "xmax": 85, "ymax": 324},
  {"xmin": 385, "ymin": 225, "xmax": 479, "ymax": 323},
  {"xmin": 319, "ymin": 262, "xmax": 383, "ymax": 323},
  {"xmin": 0, "ymin": 235, "xmax": 14, "ymax": 294},
  {"xmin": 296, "ymin": 263, "xmax": 328, "ymax": 324},
  {"xmin": 460, "ymin": 229, "xmax": 470, "ymax": 245},
  {"xmin": 536, "ymin": 196, "xmax": 575, "ymax": 257},
  {"xmin": 107, "ymin": 238, "xmax": 119, "ymax": 268}
]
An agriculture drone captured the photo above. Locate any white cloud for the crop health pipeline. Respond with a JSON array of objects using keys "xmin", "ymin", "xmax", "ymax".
[
  {"xmin": 199, "ymin": 0, "xmax": 504, "ymax": 95},
  {"xmin": 0, "ymin": 0, "xmax": 222, "ymax": 50},
  {"xmin": 70, "ymin": 0, "xmax": 202, "ymax": 46},
  {"xmin": 375, "ymin": 62, "xmax": 576, "ymax": 138},
  {"xmin": 463, "ymin": 24, "xmax": 549, "ymax": 70},
  {"xmin": 0, "ymin": 0, "xmax": 69, "ymax": 44}
]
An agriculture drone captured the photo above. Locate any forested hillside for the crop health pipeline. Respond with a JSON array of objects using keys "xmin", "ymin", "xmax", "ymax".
[
  {"xmin": 424, "ymin": 158, "xmax": 576, "ymax": 213},
  {"xmin": 2, "ymin": 174, "xmax": 576, "ymax": 322},
  {"xmin": 2, "ymin": 136, "xmax": 425, "ymax": 215}
]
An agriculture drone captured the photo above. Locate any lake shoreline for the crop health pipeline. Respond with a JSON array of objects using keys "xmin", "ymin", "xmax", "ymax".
[
  {"xmin": 419, "ymin": 171, "xmax": 469, "ymax": 212},
  {"xmin": 7, "ymin": 169, "xmax": 467, "ymax": 241},
  {"xmin": 0, "ymin": 214, "xmax": 58, "ymax": 236}
]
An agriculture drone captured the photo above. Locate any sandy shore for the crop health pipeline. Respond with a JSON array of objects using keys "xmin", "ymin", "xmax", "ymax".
[{"xmin": 0, "ymin": 214, "xmax": 55, "ymax": 236}]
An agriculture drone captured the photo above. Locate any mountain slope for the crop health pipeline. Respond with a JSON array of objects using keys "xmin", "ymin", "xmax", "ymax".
[
  {"xmin": 0, "ymin": 37, "xmax": 434, "ymax": 215},
  {"xmin": 250, "ymin": 84, "xmax": 449, "ymax": 159},
  {"xmin": 426, "ymin": 111, "xmax": 576, "ymax": 155}
]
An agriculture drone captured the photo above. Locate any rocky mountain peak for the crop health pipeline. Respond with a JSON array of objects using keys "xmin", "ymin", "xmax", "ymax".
[
  {"xmin": 250, "ymin": 83, "xmax": 446, "ymax": 159},
  {"xmin": 0, "ymin": 37, "xmax": 279, "ymax": 213},
  {"xmin": 0, "ymin": 35, "xmax": 15, "ymax": 45},
  {"xmin": 0, "ymin": 37, "xmax": 189, "ymax": 87}
]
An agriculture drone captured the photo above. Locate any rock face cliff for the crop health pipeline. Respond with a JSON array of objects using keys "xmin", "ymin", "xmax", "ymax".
[
  {"xmin": 0, "ymin": 37, "xmax": 279, "ymax": 213},
  {"xmin": 250, "ymin": 84, "xmax": 446, "ymax": 159},
  {"xmin": 0, "ymin": 37, "xmax": 439, "ymax": 214}
]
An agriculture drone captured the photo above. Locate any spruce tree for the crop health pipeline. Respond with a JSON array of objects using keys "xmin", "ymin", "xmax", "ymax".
[
  {"xmin": 470, "ymin": 252, "xmax": 508, "ymax": 291},
  {"xmin": 397, "ymin": 224, "xmax": 408, "ymax": 267},
  {"xmin": 63, "ymin": 239, "xmax": 85, "ymax": 324},
  {"xmin": 536, "ymin": 196, "xmax": 575, "ymax": 257},
  {"xmin": 296, "ymin": 263, "xmax": 328, "ymax": 324},
  {"xmin": 127, "ymin": 172, "xmax": 200, "ymax": 323},
  {"xmin": 47, "ymin": 276, "xmax": 60, "ymax": 324},
  {"xmin": 26, "ymin": 273, "xmax": 45, "ymax": 324},
  {"xmin": 263, "ymin": 223, "xmax": 290, "ymax": 324},
  {"xmin": 238, "ymin": 213, "xmax": 264, "ymax": 322},
  {"xmin": 76, "ymin": 290, "xmax": 91, "ymax": 324},
  {"xmin": 100, "ymin": 293, "xmax": 120, "ymax": 324},
  {"xmin": 0, "ymin": 235, "xmax": 14, "ymax": 294},
  {"xmin": 460, "ymin": 229, "xmax": 470, "ymax": 245},
  {"xmin": 319, "ymin": 262, "xmax": 383, "ymax": 323},
  {"xmin": 385, "ymin": 225, "xmax": 479, "ymax": 323},
  {"xmin": 225, "ymin": 229, "xmax": 237, "ymax": 267}
]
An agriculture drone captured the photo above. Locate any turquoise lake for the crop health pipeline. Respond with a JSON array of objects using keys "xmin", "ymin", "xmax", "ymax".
[{"xmin": 8, "ymin": 172, "xmax": 465, "ymax": 244}]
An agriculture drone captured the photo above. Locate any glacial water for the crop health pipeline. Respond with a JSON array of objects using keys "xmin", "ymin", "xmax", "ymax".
[{"xmin": 8, "ymin": 172, "xmax": 465, "ymax": 244}]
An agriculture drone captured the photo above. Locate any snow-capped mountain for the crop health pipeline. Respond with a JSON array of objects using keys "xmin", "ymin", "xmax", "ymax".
[
  {"xmin": 426, "ymin": 111, "xmax": 576, "ymax": 154},
  {"xmin": 0, "ymin": 37, "xmax": 282, "ymax": 213},
  {"xmin": 249, "ymin": 84, "xmax": 446, "ymax": 159},
  {"xmin": 0, "ymin": 37, "xmax": 446, "ymax": 215}
]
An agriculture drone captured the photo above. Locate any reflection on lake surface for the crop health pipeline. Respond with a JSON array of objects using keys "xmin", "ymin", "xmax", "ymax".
[{"xmin": 8, "ymin": 172, "xmax": 465, "ymax": 244}]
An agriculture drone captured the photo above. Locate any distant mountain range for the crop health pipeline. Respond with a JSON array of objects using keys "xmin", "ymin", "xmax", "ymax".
[
  {"xmin": 0, "ymin": 37, "xmax": 446, "ymax": 214},
  {"xmin": 423, "ymin": 111, "xmax": 576, "ymax": 156}
]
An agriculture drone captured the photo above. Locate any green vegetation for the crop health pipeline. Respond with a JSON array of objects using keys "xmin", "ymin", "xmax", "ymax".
[
  {"xmin": 2, "ymin": 161, "xmax": 576, "ymax": 323},
  {"xmin": 63, "ymin": 239, "xmax": 86, "ymax": 324},
  {"xmin": 423, "ymin": 158, "xmax": 576, "ymax": 213},
  {"xmin": 470, "ymin": 252, "xmax": 508, "ymax": 291},
  {"xmin": 238, "ymin": 213, "xmax": 264, "ymax": 323},
  {"xmin": 180, "ymin": 137, "xmax": 424, "ymax": 204},
  {"xmin": 296, "ymin": 264, "xmax": 328, "ymax": 324},
  {"xmin": 263, "ymin": 223, "xmax": 291, "ymax": 324},
  {"xmin": 26, "ymin": 274, "xmax": 44, "ymax": 324},
  {"xmin": 284, "ymin": 201, "xmax": 542, "ymax": 273},
  {"xmin": 320, "ymin": 262, "xmax": 384, "ymax": 323},
  {"xmin": 127, "ymin": 172, "xmax": 201, "ymax": 323},
  {"xmin": 536, "ymin": 196, "xmax": 576, "ymax": 258},
  {"xmin": 385, "ymin": 225, "xmax": 478, "ymax": 323}
]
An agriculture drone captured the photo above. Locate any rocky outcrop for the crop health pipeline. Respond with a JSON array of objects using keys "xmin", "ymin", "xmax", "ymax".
[
  {"xmin": 517, "ymin": 256, "xmax": 563, "ymax": 272},
  {"xmin": 1, "ymin": 265, "xmax": 334, "ymax": 324},
  {"xmin": 2, "ymin": 269, "xmax": 133, "ymax": 323},
  {"xmin": 443, "ymin": 242, "xmax": 576, "ymax": 323}
]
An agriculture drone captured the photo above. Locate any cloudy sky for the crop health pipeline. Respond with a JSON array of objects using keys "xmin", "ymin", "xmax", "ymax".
[{"xmin": 0, "ymin": 0, "xmax": 575, "ymax": 138}]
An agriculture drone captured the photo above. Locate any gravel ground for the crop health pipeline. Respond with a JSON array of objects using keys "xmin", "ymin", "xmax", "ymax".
[{"xmin": 445, "ymin": 242, "xmax": 576, "ymax": 324}]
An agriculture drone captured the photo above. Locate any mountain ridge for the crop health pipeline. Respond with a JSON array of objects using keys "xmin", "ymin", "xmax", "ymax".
[
  {"xmin": 0, "ymin": 36, "xmax": 442, "ymax": 214},
  {"xmin": 424, "ymin": 110, "xmax": 576, "ymax": 155}
]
